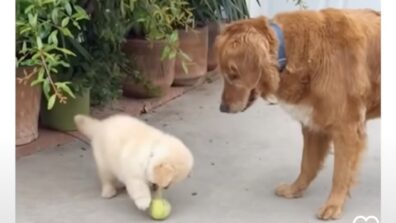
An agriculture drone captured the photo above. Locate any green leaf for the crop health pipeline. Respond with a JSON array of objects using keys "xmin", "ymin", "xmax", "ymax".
[
  {"xmin": 47, "ymin": 94, "xmax": 56, "ymax": 110},
  {"xmin": 58, "ymin": 60, "xmax": 70, "ymax": 67},
  {"xmin": 24, "ymin": 5, "xmax": 34, "ymax": 14},
  {"xmin": 59, "ymin": 83, "xmax": 75, "ymax": 99},
  {"xmin": 52, "ymin": 8, "xmax": 58, "ymax": 24},
  {"xmin": 16, "ymin": 21, "xmax": 24, "ymax": 26},
  {"xmin": 42, "ymin": 0, "xmax": 55, "ymax": 4},
  {"xmin": 28, "ymin": 13, "xmax": 37, "ymax": 27},
  {"xmin": 31, "ymin": 68, "xmax": 45, "ymax": 86},
  {"xmin": 73, "ymin": 12, "xmax": 89, "ymax": 21},
  {"xmin": 160, "ymin": 46, "xmax": 171, "ymax": 60},
  {"xmin": 21, "ymin": 41, "xmax": 27, "ymax": 54},
  {"xmin": 168, "ymin": 49, "xmax": 177, "ymax": 59},
  {"xmin": 121, "ymin": 1, "xmax": 126, "ymax": 17},
  {"xmin": 72, "ymin": 21, "xmax": 81, "ymax": 29},
  {"xmin": 31, "ymin": 52, "xmax": 41, "ymax": 60},
  {"xmin": 169, "ymin": 31, "xmax": 178, "ymax": 43},
  {"xmin": 36, "ymin": 37, "xmax": 43, "ymax": 49},
  {"xmin": 65, "ymin": 2, "xmax": 72, "ymax": 16},
  {"xmin": 74, "ymin": 5, "xmax": 87, "ymax": 15},
  {"xmin": 30, "ymin": 79, "xmax": 43, "ymax": 86},
  {"xmin": 48, "ymin": 30, "xmax": 58, "ymax": 45},
  {"xmin": 43, "ymin": 79, "xmax": 50, "ymax": 100},
  {"xmin": 129, "ymin": 0, "xmax": 135, "ymax": 11},
  {"xmin": 61, "ymin": 17, "xmax": 70, "ymax": 27},
  {"xmin": 57, "ymin": 47, "xmax": 76, "ymax": 56},
  {"xmin": 43, "ymin": 52, "xmax": 56, "ymax": 63},
  {"xmin": 59, "ymin": 27, "xmax": 73, "ymax": 38},
  {"xmin": 19, "ymin": 27, "xmax": 32, "ymax": 35}
]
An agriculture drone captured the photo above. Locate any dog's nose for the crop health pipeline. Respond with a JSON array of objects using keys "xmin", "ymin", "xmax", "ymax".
[{"xmin": 220, "ymin": 104, "xmax": 230, "ymax": 113}]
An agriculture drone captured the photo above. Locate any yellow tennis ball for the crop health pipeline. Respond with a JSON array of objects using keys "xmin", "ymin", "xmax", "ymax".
[{"xmin": 149, "ymin": 198, "xmax": 171, "ymax": 220}]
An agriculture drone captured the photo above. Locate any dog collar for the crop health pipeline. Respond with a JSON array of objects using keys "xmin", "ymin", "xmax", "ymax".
[{"xmin": 270, "ymin": 22, "xmax": 287, "ymax": 71}]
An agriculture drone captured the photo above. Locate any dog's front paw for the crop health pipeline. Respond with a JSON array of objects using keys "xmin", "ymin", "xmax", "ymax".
[
  {"xmin": 275, "ymin": 183, "xmax": 303, "ymax": 198},
  {"xmin": 317, "ymin": 203, "xmax": 342, "ymax": 220},
  {"xmin": 134, "ymin": 197, "xmax": 151, "ymax": 211},
  {"xmin": 101, "ymin": 185, "xmax": 117, "ymax": 199}
]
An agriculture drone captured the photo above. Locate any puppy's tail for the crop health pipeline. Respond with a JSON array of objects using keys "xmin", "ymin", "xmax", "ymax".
[{"xmin": 74, "ymin": 114, "xmax": 100, "ymax": 139}]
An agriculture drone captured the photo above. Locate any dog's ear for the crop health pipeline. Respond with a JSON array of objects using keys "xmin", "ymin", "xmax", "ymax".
[{"xmin": 153, "ymin": 163, "xmax": 175, "ymax": 188}]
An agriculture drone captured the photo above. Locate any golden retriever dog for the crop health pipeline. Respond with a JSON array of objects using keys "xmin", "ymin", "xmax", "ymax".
[
  {"xmin": 74, "ymin": 114, "xmax": 193, "ymax": 211},
  {"xmin": 215, "ymin": 8, "xmax": 380, "ymax": 220}
]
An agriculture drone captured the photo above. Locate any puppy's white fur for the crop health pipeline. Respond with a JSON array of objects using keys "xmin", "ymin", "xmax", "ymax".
[{"xmin": 74, "ymin": 114, "xmax": 193, "ymax": 210}]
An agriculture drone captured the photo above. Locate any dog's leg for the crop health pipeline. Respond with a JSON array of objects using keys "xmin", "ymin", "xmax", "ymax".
[
  {"xmin": 97, "ymin": 165, "xmax": 118, "ymax": 199},
  {"xmin": 126, "ymin": 179, "xmax": 152, "ymax": 211},
  {"xmin": 93, "ymin": 147, "xmax": 118, "ymax": 199},
  {"xmin": 317, "ymin": 124, "xmax": 366, "ymax": 220},
  {"xmin": 276, "ymin": 126, "xmax": 331, "ymax": 198}
]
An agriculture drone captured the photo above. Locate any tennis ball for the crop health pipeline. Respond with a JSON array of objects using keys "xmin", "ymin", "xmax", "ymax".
[{"xmin": 149, "ymin": 198, "xmax": 171, "ymax": 220}]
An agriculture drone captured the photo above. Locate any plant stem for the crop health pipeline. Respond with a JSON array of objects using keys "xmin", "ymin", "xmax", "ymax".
[{"xmin": 39, "ymin": 50, "xmax": 62, "ymax": 99}]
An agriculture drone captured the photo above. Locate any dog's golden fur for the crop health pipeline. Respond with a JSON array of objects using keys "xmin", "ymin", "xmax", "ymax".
[{"xmin": 215, "ymin": 8, "xmax": 380, "ymax": 220}]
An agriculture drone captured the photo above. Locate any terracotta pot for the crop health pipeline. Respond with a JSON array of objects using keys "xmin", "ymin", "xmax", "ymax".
[
  {"xmin": 16, "ymin": 67, "xmax": 41, "ymax": 145},
  {"xmin": 207, "ymin": 22, "xmax": 220, "ymax": 71},
  {"xmin": 173, "ymin": 26, "xmax": 209, "ymax": 86},
  {"xmin": 122, "ymin": 38, "xmax": 175, "ymax": 98},
  {"xmin": 219, "ymin": 22, "xmax": 227, "ymax": 31}
]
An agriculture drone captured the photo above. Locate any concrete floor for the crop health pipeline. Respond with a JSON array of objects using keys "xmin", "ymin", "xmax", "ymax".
[{"xmin": 16, "ymin": 79, "xmax": 380, "ymax": 223}]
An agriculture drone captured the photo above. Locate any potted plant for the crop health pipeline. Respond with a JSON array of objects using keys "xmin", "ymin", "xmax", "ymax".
[
  {"xmin": 122, "ymin": 0, "xmax": 193, "ymax": 98},
  {"xmin": 172, "ymin": 0, "xmax": 216, "ymax": 86},
  {"xmin": 16, "ymin": 0, "xmax": 90, "ymax": 133},
  {"xmin": 70, "ymin": 0, "xmax": 133, "ymax": 106}
]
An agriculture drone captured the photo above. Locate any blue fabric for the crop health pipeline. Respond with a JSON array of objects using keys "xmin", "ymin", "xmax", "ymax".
[{"xmin": 270, "ymin": 22, "xmax": 287, "ymax": 71}]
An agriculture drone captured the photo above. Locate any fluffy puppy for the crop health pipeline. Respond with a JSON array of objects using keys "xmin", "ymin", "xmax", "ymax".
[{"xmin": 74, "ymin": 114, "xmax": 194, "ymax": 210}]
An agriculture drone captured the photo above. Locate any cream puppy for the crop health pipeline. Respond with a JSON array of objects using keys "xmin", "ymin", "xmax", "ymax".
[{"xmin": 74, "ymin": 114, "xmax": 194, "ymax": 210}]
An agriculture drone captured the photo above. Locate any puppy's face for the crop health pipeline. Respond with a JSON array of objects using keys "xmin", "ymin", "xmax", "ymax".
[
  {"xmin": 152, "ymin": 163, "xmax": 175, "ymax": 189},
  {"xmin": 215, "ymin": 21, "xmax": 280, "ymax": 113},
  {"xmin": 148, "ymin": 142, "xmax": 193, "ymax": 190}
]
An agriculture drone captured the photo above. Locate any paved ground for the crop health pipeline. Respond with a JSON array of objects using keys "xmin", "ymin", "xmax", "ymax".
[{"xmin": 16, "ymin": 79, "xmax": 380, "ymax": 223}]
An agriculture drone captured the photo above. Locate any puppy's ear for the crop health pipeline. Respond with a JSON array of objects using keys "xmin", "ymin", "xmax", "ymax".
[{"xmin": 153, "ymin": 163, "xmax": 175, "ymax": 188}]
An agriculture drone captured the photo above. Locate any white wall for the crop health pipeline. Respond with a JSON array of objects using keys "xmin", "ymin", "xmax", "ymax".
[{"xmin": 247, "ymin": 0, "xmax": 381, "ymax": 18}]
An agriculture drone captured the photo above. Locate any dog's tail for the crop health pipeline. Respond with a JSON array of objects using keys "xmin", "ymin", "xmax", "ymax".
[{"xmin": 74, "ymin": 114, "xmax": 100, "ymax": 139}]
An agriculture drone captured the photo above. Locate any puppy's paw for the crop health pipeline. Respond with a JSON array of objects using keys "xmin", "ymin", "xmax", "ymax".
[
  {"xmin": 101, "ymin": 185, "xmax": 117, "ymax": 199},
  {"xmin": 275, "ymin": 183, "xmax": 303, "ymax": 199},
  {"xmin": 317, "ymin": 203, "xmax": 342, "ymax": 220},
  {"xmin": 134, "ymin": 197, "xmax": 151, "ymax": 211}
]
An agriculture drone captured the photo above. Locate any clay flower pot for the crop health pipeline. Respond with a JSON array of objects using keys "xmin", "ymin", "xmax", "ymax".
[
  {"xmin": 16, "ymin": 67, "xmax": 41, "ymax": 145},
  {"xmin": 173, "ymin": 26, "xmax": 208, "ymax": 86},
  {"xmin": 207, "ymin": 21, "xmax": 221, "ymax": 71},
  {"xmin": 122, "ymin": 38, "xmax": 176, "ymax": 98}
]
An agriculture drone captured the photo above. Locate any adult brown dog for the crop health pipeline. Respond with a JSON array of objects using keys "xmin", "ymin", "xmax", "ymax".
[{"xmin": 215, "ymin": 8, "xmax": 380, "ymax": 220}]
